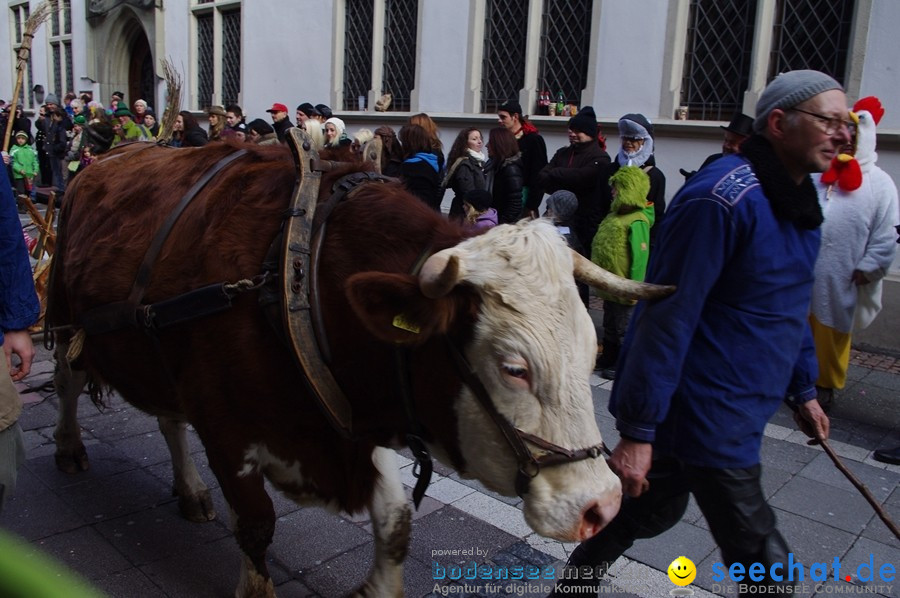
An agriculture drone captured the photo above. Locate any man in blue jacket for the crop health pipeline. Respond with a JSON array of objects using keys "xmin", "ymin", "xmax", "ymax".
[
  {"xmin": 0, "ymin": 161, "xmax": 40, "ymax": 512},
  {"xmin": 553, "ymin": 70, "xmax": 841, "ymax": 597}
]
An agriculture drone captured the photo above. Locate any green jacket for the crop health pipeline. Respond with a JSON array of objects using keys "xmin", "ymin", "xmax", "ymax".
[
  {"xmin": 9, "ymin": 144, "xmax": 38, "ymax": 180},
  {"xmin": 591, "ymin": 165, "xmax": 653, "ymax": 304}
]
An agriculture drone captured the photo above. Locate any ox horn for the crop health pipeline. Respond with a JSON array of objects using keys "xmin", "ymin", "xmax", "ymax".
[
  {"xmin": 419, "ymin": 250, "xmax": 465, "ymax": 298},
  {"xmin": 571, "ymin": 250, "xmax": 675, "ymax": 301}
]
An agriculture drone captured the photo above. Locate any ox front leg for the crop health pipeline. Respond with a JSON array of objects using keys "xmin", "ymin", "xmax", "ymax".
[
  {"xmin": 52, "ymin": 349, "xmax": 90, "ymax": 474},
  {"xmin": 157, "ymin": 417, "xmax": 216, "ymax": 522},
  {"xmin": 353, "ymin": 447, "xmax": 411, "ymax": 598}
]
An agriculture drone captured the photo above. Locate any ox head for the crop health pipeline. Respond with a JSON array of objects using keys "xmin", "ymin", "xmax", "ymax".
[{"xmin": 345, "ymin": 220, "xmax": 670, "ymax": 542}]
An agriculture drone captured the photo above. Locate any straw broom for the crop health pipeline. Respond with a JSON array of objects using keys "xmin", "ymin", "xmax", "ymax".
[
  {"xmin": 158, "ymin": 58, "xmax": 183, "ymax": 142},
  {"xmin": 2, "ymin": 0, "xmax": 56, "ymax": 153}
]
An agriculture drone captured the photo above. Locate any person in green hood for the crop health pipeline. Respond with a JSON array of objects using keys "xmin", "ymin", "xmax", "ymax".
[{"xmin": 590, "ymin": 165, "xmax": 653, "ymax": 379}]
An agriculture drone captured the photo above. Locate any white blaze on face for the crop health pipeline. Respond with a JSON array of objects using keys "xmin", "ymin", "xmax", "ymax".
[{"xmin": 449, "ymin": 220, "xmax": 621, "ymax": 541}]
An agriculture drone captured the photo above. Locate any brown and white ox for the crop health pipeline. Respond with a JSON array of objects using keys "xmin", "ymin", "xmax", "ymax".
[{"xmin": 48, "ymin": 141, "xmax": 666, "ymax": 597}]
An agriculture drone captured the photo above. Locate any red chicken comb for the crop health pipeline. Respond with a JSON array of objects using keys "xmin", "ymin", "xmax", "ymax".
[{"xmin": 853, "ymin": 96, "xmax": 884, "ymax": 125}]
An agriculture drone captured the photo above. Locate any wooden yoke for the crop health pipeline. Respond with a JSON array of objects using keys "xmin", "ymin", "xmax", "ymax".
[{"xmin": 282, "ymin": 128, "xmax": 354, "ymax": 438}]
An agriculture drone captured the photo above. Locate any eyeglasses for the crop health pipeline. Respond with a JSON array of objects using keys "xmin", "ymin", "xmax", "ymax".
[
  {"xmin": 621, "ymin": 136, "xmax": 644, "ymax": 143},
  {"xmin": 788, "ymin": 108, "xmax": 854, "ymax": 135}
]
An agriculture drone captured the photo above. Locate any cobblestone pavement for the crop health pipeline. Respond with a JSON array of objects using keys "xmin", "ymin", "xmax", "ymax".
[{"xmin": 0, "ymin": 333, "xmax": 898, "ymax": 597}]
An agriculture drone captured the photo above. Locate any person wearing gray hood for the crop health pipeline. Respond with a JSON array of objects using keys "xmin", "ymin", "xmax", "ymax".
[{"xmin": 601, "ymin": 113, "xmax": 666, "ymax": 246}]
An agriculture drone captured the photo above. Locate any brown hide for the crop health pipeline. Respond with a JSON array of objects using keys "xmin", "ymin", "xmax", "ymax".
[{"xmin": 49, "ymin": 141, "xmax": 473, "ymax": 514}]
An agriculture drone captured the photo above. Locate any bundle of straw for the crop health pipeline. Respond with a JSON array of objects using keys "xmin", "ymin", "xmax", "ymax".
[
  {"xmin": 158, "ymin": 58, "xmax": 183, "ymax": 143},
  {"xmin": 2, "ymin": 0, "xmax": 57, "ymax": 152}
]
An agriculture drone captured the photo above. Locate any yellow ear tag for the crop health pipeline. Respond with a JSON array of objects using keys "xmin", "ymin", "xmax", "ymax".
[{"xmin": 392, "ymin": 314, "xmax": 421, "ymax": 334}]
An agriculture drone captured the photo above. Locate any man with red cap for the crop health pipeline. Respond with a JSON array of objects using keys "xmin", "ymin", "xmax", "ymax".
[{"xmin": 265, "ymin": 102, "xmax": 293, "ymax": 143}]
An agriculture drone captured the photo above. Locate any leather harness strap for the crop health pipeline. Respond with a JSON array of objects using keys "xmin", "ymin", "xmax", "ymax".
[{"xmin": 79, "ymin": 148, "xmax": 249, "ymax": 336}]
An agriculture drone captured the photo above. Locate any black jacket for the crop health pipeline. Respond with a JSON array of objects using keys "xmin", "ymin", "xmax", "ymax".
[
  {"xmin": 486, "ymin": 155, "xmax": 524, "ymax": 224},
  {"xmin": 401, "ymin": 160, "xmax": 442, "ymax": 211},
  {"xmin": 182, "ymin": 126, "xmax": 209, "ymax": 147},
  {"xmin": 273, "ymin": 118, "xmax": 294, "ymax": 143},
  {"xmin": 446, "ymin": 156, "xmax": 486, "ymax": 220},
  {"xmin": 537, "ymin": 140, "xmax": 610, "ymax": 247},
  {"xmin": 518, "ymin": 130, "xmax": 548, "ymax": 212}
]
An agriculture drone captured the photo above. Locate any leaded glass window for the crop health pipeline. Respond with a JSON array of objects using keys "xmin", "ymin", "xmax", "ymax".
[
  {"xmin": 769, "ymin": 0, "xmax": 854, "ymax": 84},
  {"xmin": 481, "ymin": 0, "xmax": 528, "ymax": 113},
  {"xmin": 538, "ymin": 0, "xmax": 593, "ymax": 110},
  {"xmin": 10, "ymin": 3, "xmax": 32, "ymax": 108},
  {"xmin": 382, "ymin": 0, "xmax": 417, "ymax": 112},
  {"xmin": 47, "ymin": 1, "xmax": 74, "ymax": 97},
  {"xmin": 192, "ymin": 1, "xmax": 242, "ymax": 110},
  {"xmin": 343, "ymin": 0, "xmax": 375, "ymax": 111},
  {"xmin": 222, "ymin": 9, "xmax": 241, "ymax": 107},
  {"xmin": 680, "ymin": 0, "xmax": 757, "ymax": 121},
  {"xmin": 196, "ymin": 12, "xmax": 214, "ymax": 109}
]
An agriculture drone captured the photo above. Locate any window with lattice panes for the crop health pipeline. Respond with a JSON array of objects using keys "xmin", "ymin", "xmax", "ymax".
[
  {"xmin": 381, "ymin": 0, "xmax": 417, "ymax": 113},
  {"xmin": 680, "ymin": 0, "xmax": 856, "ymax": 121},
  {"xmin": 538, "ymin": 0, "xmax": 593, "ymax": 113},
  {"xmin": 680, "ymin": 0, "xmax": 758, "ymax": 121},
  {"xmin": 769, "ymin": 0, "xmax": 854, "ymax": 83},
  {"xmin": 343, "ymin": 0, "xmax": 375, "ymax": 111},
  {"xmin": 9, "ymin": 2, "xmax": 34, "ymax": 109},
  {"xmin": 191, "ymin": 0, "xmax": 241, "ymax": 110},
  {"xmin": 481, "ymin": 0, "xmax": 529, "ymax": 114},
  {"xmin": 48, "ymin": 0, "xmax": 73, "ymax": 99}
]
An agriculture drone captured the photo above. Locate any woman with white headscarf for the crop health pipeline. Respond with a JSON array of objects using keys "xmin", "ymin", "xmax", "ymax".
[
  {"xmin": 601, "ymin": 113, "xmax": 666, "ymax": 246},
  {"xmin": 324, "ymin": 117, "xmax": 350, "ymax": 148}
]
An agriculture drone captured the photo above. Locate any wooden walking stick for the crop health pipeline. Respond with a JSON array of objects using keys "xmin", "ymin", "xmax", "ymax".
[
  {"xmin": 817, "ymin": 433, "xmax": 900, "ymax": 541},
  {"xmin": 2, "ymin": 0, "xmax": 55, "ymax": 153}
]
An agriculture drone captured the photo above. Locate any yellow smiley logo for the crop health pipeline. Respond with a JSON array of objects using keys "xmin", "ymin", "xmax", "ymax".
[{"xmin": 667, "ymin": 556, "xmax": 697, "ymax": 586}]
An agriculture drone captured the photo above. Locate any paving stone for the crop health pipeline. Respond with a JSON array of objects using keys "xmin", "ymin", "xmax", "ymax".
[
  {"xmin": 138, "ymin": 536, "xmax": 243, "ymax": 597},
  {"xmin": 0, "ymin": 489, "xmax": 86, "ymax": 541},
  {"xmin": 774, "ymin": 509, "xmax": 857, "ymax": 570},
  {"xmin": 761, "ymin": 436, "xmax": 821, "ymax": 474},
  {"xmin": 860, "ymin": 500, "xmax": 900, "ymax": 547},
  {"xmin": 407, "ymin": 505, "xmax": 519, "ymax": 570},
  {"xmin": 63, "ymin": 468, "xmax": 173, "ymax": 522},
  {"xmin": 622, "ymin": 519, "xmax": 717, "ymax": 575},
  {"xmin": 94, "ymin": 501, "xmax": 231, "ymax": 567},
  {"xmin": 839, "ymin": 537, "xmax": 900, "ymax": 597},
  {"xmin": 26, "ymin": 525, "xmax": 132, "ymax": 580},
  {"xmin": 18, "ymin": 398, "xmax": 62, "ymax": 430},
  {"xmin": 25, "ymin": 446, "xmax": 140, "ymax": 489},
  {"xmin": 798, "ymin": 452, "xmax": 899, "ymax": 502},
  {"xmin": 769, "ymin": 476, "xmax": 874, "ymax": 534},
  {"xmin": 762, "ymin": 465, "xmax": 794, "ymax": 499},
  {"xmin": 92, "ymin": 567, "xmax": 167, "ymax": 598},
  {"xmin": 268, "ymin": 506, "xmax": 372, "ymax": 571}
]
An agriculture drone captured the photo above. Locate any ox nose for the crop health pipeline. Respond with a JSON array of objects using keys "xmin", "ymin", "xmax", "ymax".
[{"xmin": 577, "ymin": 489, "xmax": 622, "ymax": 540}]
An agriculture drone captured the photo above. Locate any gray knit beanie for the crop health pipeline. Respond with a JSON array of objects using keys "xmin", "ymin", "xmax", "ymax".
[
  {"xmin": 753, "ymin": 70, "xmax": 843, "ymax": 133},
  {"xmin": 545, "ymin": 190, "xmax": 578, "ymax": 222}
]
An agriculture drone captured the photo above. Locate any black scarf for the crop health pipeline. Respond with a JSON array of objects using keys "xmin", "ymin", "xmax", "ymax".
[{"xmin": 740, "ymin": 135, "xmax": 823, "ymax": 230}]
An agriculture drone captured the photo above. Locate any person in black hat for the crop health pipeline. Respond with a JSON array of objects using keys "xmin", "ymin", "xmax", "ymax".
[
  {"xmin": 680, "ymin": 112, "xmax": 754, "ymax": 180},
  {"xmin": 295, "ymin": 102, "xmax": 319, "ymax": 125},
  {"xmin": 497, "ymin": 99, "xmax": 547, "ymax": 217},
  {"xmin": 536, "ymin": 106, "xmax": 610, "ymax": 306},
  {"xmin": 314, "ymin": 104, "xmax": 333, "ymax": 122}
]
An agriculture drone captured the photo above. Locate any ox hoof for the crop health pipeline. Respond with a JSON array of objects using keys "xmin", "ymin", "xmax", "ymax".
[
  {"xmin": 176, "ymin": 489, "xmax": 217, "ymax": 522},
  {"xmin": 55, "ymin": 446, "xmax": 90, "ymax": 474}
]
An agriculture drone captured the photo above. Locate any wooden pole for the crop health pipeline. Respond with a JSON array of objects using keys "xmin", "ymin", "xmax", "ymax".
[{"xmin": 2, "ymin": 35, "xmax": 32, "ymax": 153}]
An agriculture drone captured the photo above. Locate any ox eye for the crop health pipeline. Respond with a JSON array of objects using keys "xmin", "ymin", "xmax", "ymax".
[{"xmin": 501, "ymin": 364, "xmax": 528, "ymax": 379}]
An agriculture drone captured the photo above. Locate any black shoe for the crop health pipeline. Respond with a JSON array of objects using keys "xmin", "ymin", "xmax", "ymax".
[
  {"xmin": 873, "ymin": 445, "xmax": 900, "ymax": 465},
  {"xmin": 600, "ymin": 367, "xmax": 616, "ymax": 381}
]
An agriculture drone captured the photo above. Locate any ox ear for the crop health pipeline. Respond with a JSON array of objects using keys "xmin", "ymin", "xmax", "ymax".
[{"xmin": 345, "ymin": 272, "xmax": 459, "ymax": 345}]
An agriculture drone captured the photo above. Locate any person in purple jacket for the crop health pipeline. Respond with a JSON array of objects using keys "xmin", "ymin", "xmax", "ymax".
[
  {"xmin": 552, "ymin": 70, "xmax": 841, "ymax": 598},
  {"xmin": 0, "ymin": 161, "xmax": 40, "ymax": 512},
  {"xmin": 462, "ymin": 189, "xmax": 498, "ymax": 232}
]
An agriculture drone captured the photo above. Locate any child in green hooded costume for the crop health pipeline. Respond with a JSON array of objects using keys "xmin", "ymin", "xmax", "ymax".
[{"xmin": 591, "ymin": 165, "xmax": 653, "ymax": 379}]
